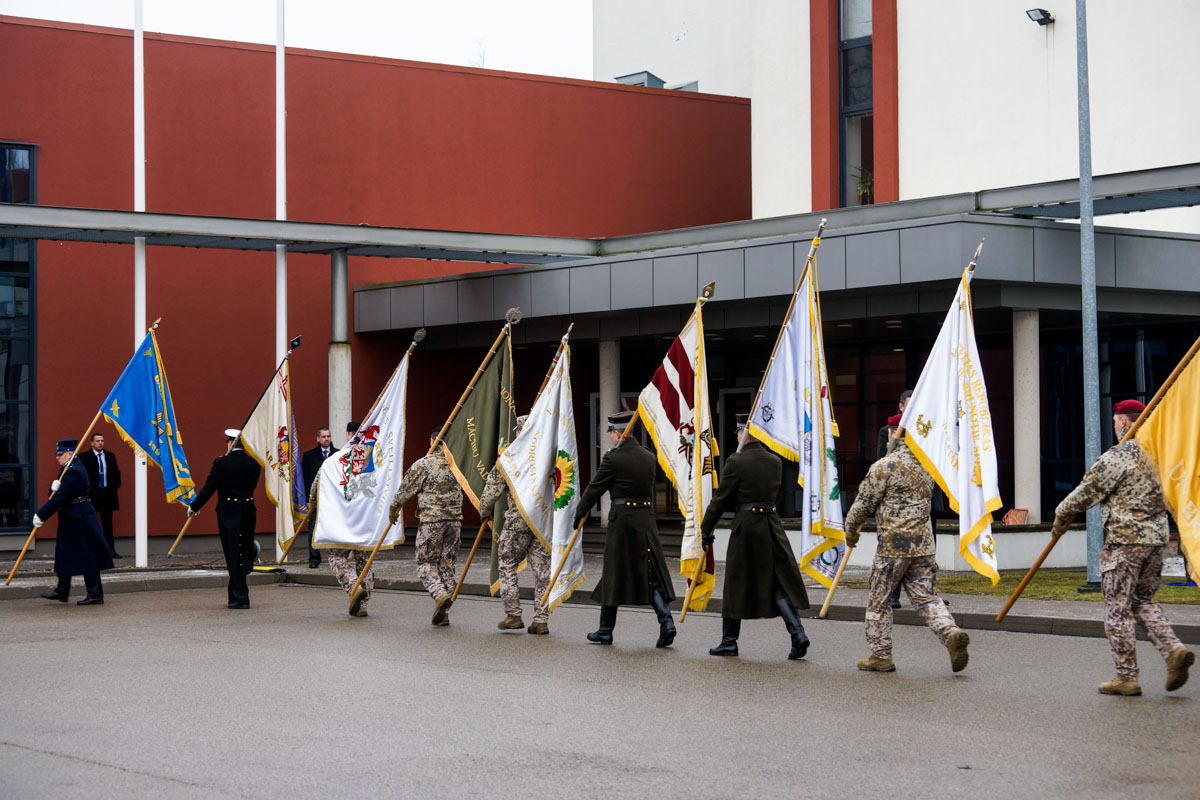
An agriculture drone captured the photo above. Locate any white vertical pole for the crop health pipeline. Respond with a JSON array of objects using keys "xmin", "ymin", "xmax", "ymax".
[
  {"xmin": 133, "ymin": 0, "xmax": 148, "ymax": 568},
  {"xmin": 274, "ymin": 0, "xmax": 287, "ymax": 562}
]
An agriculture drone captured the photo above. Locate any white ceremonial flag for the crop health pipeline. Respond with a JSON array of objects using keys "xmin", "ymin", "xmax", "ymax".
[
  {"xmin": 497, "ymin": 341, "xmax": 582, "ymax": 610},
  {"xmin": 240, "ymin": 358, "xmax": 306, "ymax": 551},
  {"xmin": 747, "ymin": 249, "xmax": 845, "ymax": 587},
  {"xmin": 899, "ymin": 265, "xmax": 1002, "ymax": 584},
  {"xmin": 637, "ymin": 295, "xmax": 718, "ymax": 610},
  {"xmin": 312, "ymin": 353, "xmax": 410, "ymax": 550}
]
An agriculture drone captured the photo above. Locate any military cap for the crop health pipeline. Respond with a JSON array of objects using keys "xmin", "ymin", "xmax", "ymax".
[
  {"xmin": 56, "ymin": 439, "xmax": 78, "ymax": 453},
  {"xmin": 1113, "ymin": 399, "xmax": 1145, "ymax": 415},
  {"xmin": 224, "ymin": 428, "xmax": 241, "ymax": 439},
  {"xmin": 735, "ymin": 413, "xmax": 750, "ymax": 430},
  {"xmin": 887, "ymin": 414, "xmax": 902, "ymax": 427},
  {"xmin": 607, "ymin": 410, "xmax": 635, "ymax": 431},
  {"xmin": 515, "ymin": 414, "xmax": 529, "ymax": 431}
]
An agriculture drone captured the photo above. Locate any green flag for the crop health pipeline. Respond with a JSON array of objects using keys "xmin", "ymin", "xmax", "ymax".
[{"xmin": 439, "ymin": 334, "xmax": 516, "ymax": 592}]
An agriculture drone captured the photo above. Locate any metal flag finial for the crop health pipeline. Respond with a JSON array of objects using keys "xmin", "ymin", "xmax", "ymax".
[
  {"xmin": 505, "ymin": 307, "xmax": 522, "ymax": 325},
  {"xmin": 413, "ymin": 328, "xmax": 427, "ymax": 343},
  {"xmin": 701, "ymin": 281, "xmax": 716, "ymax": 300},
  {"xmin": 150, "ymin": 317, "xmax": 162, "ymax": 331},
  {"xmin": 968, "ymin": 237, "xmax": 986, "ymax": 272}
]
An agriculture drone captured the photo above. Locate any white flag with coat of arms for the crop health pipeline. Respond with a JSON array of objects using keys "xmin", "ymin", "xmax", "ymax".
[
  {"xmin": 312, "ymin": 353, "xmax": 410, "ymax": 550},
  {"xmin": 898, "ymin": 264, "xmax": 1002, "ymax": 584},
  {"xmin": 240, "ymin": 358, "xmax": 307, "ymax": 551}
]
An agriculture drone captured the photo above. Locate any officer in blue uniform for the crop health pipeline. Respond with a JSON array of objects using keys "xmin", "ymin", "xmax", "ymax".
[{"xmin": 36, "ymin": 439, "xmax": 114, "ymax": 605}]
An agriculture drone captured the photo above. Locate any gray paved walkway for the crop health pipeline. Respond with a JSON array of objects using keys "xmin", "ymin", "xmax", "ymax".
[{"xmin": 2, "ymin": 586, "xmax": 1198, "ymax": 798}]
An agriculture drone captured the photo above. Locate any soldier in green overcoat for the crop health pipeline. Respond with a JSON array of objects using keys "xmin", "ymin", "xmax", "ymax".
[
  {"xmin": 574, "ymin": 411, "xmax": 677, "ymax": 647},
  {"xmin": 700, "ymin": 416, "xmax": 810, "ymax": 659}
]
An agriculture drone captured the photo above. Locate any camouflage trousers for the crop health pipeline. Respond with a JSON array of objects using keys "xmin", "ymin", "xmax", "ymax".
[
  {"xmin": 327, "ymin": 548, "xmax": 374, "ymax": 608},
  {"xmin": 416, "ymin": 520, "xmax": 461, "ymax": 600},
  {"xmin": 866, "ymin": 554, "xmax": 958, "ymax": 658},
  {"xmin": 498, "ymin": 525, "xmax": 550, "ymax": 624},
  {"xmin": 1100, "ymin": 544, "xmax": 1182, "ymax": 680}
]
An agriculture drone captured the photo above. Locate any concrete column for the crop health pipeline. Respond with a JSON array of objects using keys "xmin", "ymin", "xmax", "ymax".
[
  {"xmin": 598, "ymin": 339, "xmax": 620, "ymax": 527},
  {"xmin": 328, "ymin": 250, "xmax": 352, "ymax": 439},
  {"xmin": 1012, "ymin": 309, "xmax": 1041, "ymax": 523}
]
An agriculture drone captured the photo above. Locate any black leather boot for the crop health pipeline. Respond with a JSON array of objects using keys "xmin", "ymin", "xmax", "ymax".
[
  {"xmin": 650, "ymin": 588, "xmax": 677, "ymax": 648},
  {"xmin": 709, "ymin": 617, "xmax": 741, "ymax": 656},
  {"xmin": 77, "ymin": 573, "xmax": 104, "ymax": 605},
  {"xmin": 587, "ymin": 605, "xmax": 617, "ymax": 645},
  {"xmin": 776, "ymin": 596, "xmax": 810, "ymax": 660},
  {"xmin": 41, "ymin": 575, "xmax": 70, "ymax": 602}
]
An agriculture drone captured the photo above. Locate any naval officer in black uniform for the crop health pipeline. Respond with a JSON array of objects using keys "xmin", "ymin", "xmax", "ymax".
[
  {"xmin": 574, "ymin": 410, "xmax": 677, "ymax": 648},
  {"xmin": 36, "ymin": 438, "xmax": 114, "ymax": 605},
  {"xmin": 189, "ymin": 429, "xmax": 262, "ymax": 609},
  {"xmin": 700, "ymin": 415, "xmax": 810, "ymax": 659}
]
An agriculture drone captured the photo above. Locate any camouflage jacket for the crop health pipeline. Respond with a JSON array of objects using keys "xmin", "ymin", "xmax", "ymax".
[
  {"xmin": 308, "ymin": 474, "xmax": 320, "ymax": 523},
  {"xmin": 478, "ymin": 464, "xmax": 529, "ymax": 537},
  {"xmin": 1055, "ymin": 439, "xmax": 1168, "ymax": 546},
  {"xmin": 390, "ymin": 448, "xmax": 463, "ymax": 523},
  {"xmin": 843, "ymin": 440, "xmax": 935, "ymax": 558}
]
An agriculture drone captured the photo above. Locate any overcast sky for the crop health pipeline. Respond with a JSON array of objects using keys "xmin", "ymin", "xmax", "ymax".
[{"xmin": 0, "ymin": 0, "xmax": 594, "ymax": 78}]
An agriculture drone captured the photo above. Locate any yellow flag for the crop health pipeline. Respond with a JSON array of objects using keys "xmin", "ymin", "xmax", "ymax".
[{"xmin": 1135, "ymin": 338, "xmax": 1200, "ymax": 585}]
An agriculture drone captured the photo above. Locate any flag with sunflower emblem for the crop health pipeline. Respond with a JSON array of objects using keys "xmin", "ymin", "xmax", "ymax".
[{"xmin": 497, "ymin": 337, "xmax": 583, "ymax": 610}]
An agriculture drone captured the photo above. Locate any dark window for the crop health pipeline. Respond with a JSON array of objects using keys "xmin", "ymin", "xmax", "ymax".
[
  {"xmin": 0, "ymin": 143, "xmax": 35, "ymax": 533},
  {"xmin": 838, "ymin": 0, "xmax": 873, "ymax": 208}
]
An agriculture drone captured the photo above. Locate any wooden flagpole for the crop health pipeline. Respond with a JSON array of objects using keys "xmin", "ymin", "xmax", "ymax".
[
  {"xmin": 818, "ymin": 543, "xmax": 855, "ymax": 618},
  {"xmin": 678, "ymin": 549, "xmax": 709, "ymax": 622},
  {"xmin": 541, "ymin": 412, "xmax": 638, "ymax": 608},
  {"xmin": 450, "ymin": 520, "xmax": 491, "ymax": 601},
  {"xmin": 996, "ymin": 337, "xmax": 1200, "ymax": 621},
  {"xmin": 166, "ymin": 513, "xmax": 196, "ymax": 557},
  {"xmin": 6, "ymin": 410, "xmax": 103, "ymax": 585},
  {"xmin": 351, "ymin": 314, "xmax": 519, "ymax": 596}
]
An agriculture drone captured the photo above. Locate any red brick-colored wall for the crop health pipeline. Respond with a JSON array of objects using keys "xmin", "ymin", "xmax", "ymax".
[{"xmin": 0, "ymin": 16, "xmax": 750, "ymax": 541}]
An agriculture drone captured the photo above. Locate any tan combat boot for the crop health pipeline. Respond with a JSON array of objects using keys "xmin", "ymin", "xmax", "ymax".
[
  {"xmin": 946, "ymin": 629, "xmax": 970, "ymax": 673},
  {"xmin": 527, "ymin": 622, "xmax": 549, "ymax": 635},
  {"xmin": 1166, "ymin": 648, "xmax": 1195, "ymax": 692},
  {"xmin": 348, "ymin": 585, "xmax": 367, "ymax": 617},
  {"xmin": 498, "ymin": 614, "xmax": 525, "ymax": 630},
  {"xmin": 857, "ymin": 654, "xmax": 896, "ymax": 672},
  {"xmin": 431, "ymin": 593, "xmax": 453, "ymax": 626},
  {"xmin": 353, "ymin": 608, "xmax": 369, "ymax": 617},
  {"xmin": 1098, "ymin": 678, "xmax": 1142, "ymax": 696}
]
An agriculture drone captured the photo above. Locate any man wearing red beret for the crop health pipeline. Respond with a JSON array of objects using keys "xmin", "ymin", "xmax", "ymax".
[{"xmin": 1053, "ymin": 399, "xmax": 1194, "ymax": 696}]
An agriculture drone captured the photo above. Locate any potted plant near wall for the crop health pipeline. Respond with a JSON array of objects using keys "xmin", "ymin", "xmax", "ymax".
[{"xmin": 852, "ymin": 166, "xmax": 874, "ymax": 205}]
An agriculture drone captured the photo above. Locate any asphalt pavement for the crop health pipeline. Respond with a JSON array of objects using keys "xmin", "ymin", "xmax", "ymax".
[{"xmin": 2, "ymin": 584, "xmax": 1198, "ymax": 798}]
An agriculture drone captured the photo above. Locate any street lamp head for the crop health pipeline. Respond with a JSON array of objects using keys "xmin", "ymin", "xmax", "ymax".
[{"xmin": 1026, "ymin": 8, "xmax": 1055, "ymax": 25}]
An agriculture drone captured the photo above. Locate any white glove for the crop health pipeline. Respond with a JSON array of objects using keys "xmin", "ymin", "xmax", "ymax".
[
  {"xmin": 32, "ymin": 514, "xmax": 43, "ymax": 528},
  {"xmin": 50, "ymin": 480, "xmax": 61, "ymax": 492}
]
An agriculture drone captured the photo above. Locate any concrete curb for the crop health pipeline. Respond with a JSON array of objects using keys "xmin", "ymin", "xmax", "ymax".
[{"xmin": 4, "ymin": 568, "xmax": 1197, "ymax": 645}]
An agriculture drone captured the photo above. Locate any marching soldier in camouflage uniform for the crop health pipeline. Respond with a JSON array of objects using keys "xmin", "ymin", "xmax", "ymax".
[
  {"xmin": 1053, "ymin": 399, "xmax": 1193, "ymax": 696},
  {"xmin": 390, "ymin": 427, "xmax": 464, "ymax": 626},
  {"xmin": 308, "ymin": 474, "xmax": 372, "ymax": 617},
  {"xmin": 844, "ymin": 428, "xmax": 970, "ymax": 673},
  {"xmin": 479, "ymin": 415, "xmax": 551, "ymax": 635}
]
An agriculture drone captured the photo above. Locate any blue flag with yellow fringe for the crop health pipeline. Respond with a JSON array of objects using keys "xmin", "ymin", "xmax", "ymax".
[{"xmin": 101, "ymin": 330, "xmax": 196, "ymax": 507}]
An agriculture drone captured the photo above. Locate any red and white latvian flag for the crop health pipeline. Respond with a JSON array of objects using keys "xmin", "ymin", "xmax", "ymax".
[
  {"xmin": 899, "ymin": 264, "xmax": 1002, "ymax": 584},
  {"xmin": 637, "ymin": 292, "xmax": 717, "ymax": 611}
]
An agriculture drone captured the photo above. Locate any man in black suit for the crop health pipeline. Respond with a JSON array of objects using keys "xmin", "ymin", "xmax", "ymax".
[
  {"xmin": 300, "ymin": 426, "xmax": 338, "ymax": 568},
  {"xmin": 77, "ymin": 433, "xmax": 122, "ymax": 558},
  {"xmin": 189, "ymin": 429, "xmax": 262, "ymax": 609}
]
